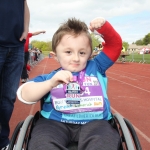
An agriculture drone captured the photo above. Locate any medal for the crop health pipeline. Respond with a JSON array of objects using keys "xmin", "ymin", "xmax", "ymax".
[
  {"xmin": 63, "ymin": 70, "xmax": 86, "ymax": 105},
  {"xmin": 64, "ymin": 76, "xmax": 80, "ymax": 105},
  {"xmin": 65, "ymin": 82, "xmax": 81, "ymax": 104}
]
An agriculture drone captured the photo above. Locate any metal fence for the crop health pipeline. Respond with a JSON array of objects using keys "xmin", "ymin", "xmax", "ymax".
[{"xmin": 124, "ymin": 52, "xmax": 150, "ymax": 64}]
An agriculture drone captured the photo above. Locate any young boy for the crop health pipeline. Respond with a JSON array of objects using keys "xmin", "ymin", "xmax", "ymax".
[{"xmin": 17, "ymin": 17, "xmax": 122, "ymax": 150}]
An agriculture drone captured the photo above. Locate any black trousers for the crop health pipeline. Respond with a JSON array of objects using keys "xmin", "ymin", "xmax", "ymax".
[
  {"xmin": 21, "ymin": 51, "xmax": 29, "ymax": 79},
  {"xmin": 28, "ymin": 118, "xmax": 120, "ymax": 150}
]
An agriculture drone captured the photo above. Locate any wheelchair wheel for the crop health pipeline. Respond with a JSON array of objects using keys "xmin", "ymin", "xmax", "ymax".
[
  {"xmin": 9, "ymin": 115, "xmax": 34, "ymax": 150},
  {"xmin": 8, "ymin": 121, "xmax": 24, "ymax": 150},
  {"xmin": 114, "ymin": 113, "xmax": 135, "ymax": 150},
  {"xmin": 124, "ymin": 118, "xmax": 142, "ymax": 150}
]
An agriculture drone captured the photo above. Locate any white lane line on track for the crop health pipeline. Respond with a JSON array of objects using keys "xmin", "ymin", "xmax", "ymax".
[
  {"xmin": 120, "ymin": 75, "xmax": 136, "ymax": 80},
  {"xmin": 115, "ymin": 64, "xmax": 150, "ymax": 73},
  {"xmin": 29, "ymin": 58, "xmax": 49, "ymax": 115},
  {"xmin": 108, "ymin": 72, "xmax": 137, "ymax": 80},
  {"xmin": 111, "ymin": 107, "xmax": 150, "ymax": 143},
  {"xmin": 108, "ymin": 76, "xmax": 150, "ymax": 93},
  {"xmin": 108, "ymin": 70, "xmax": 150, "ymax": 79},
  {"xmin": 42, "ymin": 58, "xmax": 49, "ymax": 75}
]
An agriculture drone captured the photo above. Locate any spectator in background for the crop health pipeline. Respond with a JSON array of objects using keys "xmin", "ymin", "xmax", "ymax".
[
  {"xmin": 29, "ymin": 48, "xmax": 35, "ymax": 65},
  {"xmin": 36, "ymin": 48, "xmax": 41, "ymax": 61},
  {"xmin": 0, "ymin": 1, "xmax": 30, "ymax": 149},
  {"xmin": 38, "ymin": 49, "xmax": 43, "ymax": 60},
  {"xmin": 121, "ymin": 46, "xmax": 126, "ymax": 63},
  {"xmin": 98, "ymin": 43, "xmax": 103, "ymax": 51},
  {"xmin": 21, "ymin": 31, "xmax": 46, "ymax": 83}
]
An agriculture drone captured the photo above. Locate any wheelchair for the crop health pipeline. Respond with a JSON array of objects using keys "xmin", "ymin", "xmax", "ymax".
[{"xmin": 9, "ymin": 93, "xmax": 142, "ymax": 150}]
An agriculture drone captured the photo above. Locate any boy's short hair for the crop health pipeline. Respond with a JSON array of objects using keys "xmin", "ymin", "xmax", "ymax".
[{"xmin": 52, "ymin": 18, "xmax": 92, "ymax": 52}]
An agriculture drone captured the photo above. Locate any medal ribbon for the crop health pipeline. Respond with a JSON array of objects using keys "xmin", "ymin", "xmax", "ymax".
[
  {"xmin": 77, "ymin": 69, "xmax": 85, "ymax": 91},
  {"xmin": 63, "ymin": 69, "xmax": 86, "ymax": 93}
]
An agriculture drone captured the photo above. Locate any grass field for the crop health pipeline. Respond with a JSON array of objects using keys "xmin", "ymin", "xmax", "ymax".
[
  {"xmin": 123, "ymin": 53, "xmax": 150, "ymax": 64},
  {"xmin": 42, "ymin": 51, "xmax": 50, "ymax": 57}
]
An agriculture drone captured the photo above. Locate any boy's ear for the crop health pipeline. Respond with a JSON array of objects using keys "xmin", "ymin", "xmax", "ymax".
[
  {"xmin": 50, "ymin": 51, "xmax": 59, "ymax": 61},
  {"xmin": 50, "ymin": 51, "xmax": 56, "ymax": 57},
  {"xmin": 52, "ymin": 53, "xmax": 59, "ymax": 62}
]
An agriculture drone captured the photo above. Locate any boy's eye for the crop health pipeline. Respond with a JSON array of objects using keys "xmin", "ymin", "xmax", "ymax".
[
  {"xmin": 80, "ymin": 52, "xmax": 86, "ymax": 55},
  {"xmin": 65, "ymin": 51, "xmax": 71, "ymax": 54}
]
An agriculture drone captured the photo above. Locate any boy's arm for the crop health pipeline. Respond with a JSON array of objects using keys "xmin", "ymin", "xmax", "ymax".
[
  {"xmin": 20, "ymin": 0, "xmax": 30, "ymax": 41},
  {"xmin": 17, "ymin": 70, "xmax": 73, "ymax": 103},
  {"xmin": 17, "ymin": 80, "xmax": 54, "ymax": 103},
  {"xmin": 96, "ymin": 21, "xmax": 122, "ymax": 62},
  {"xmin": 89, "ymin": 17, "xmax": 122, "ymax": 62}
]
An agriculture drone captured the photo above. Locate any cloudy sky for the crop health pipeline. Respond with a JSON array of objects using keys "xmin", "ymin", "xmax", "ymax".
[{"xmin": 27, "ymin": 0, "xmax": 150, "ymax": 44}]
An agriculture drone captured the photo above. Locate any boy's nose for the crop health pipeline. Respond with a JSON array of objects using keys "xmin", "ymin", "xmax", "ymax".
[{"xmin": 73, "ymin": 54, "xmax": 79, "ymax": 61}]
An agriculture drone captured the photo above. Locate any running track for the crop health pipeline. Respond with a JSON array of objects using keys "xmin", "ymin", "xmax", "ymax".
[{"xmin": 10, "ymin": 58, "xmax": 150, "ymax": 149}]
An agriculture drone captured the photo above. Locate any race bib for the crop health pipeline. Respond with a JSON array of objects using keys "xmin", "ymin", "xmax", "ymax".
[{"xmin": 51, "ymin": 76, "xmax": 104, "ymax": 114}]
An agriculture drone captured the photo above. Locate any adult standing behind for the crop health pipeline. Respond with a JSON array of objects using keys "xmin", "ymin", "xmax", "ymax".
[
  {"xmin": 0, "ymin": 0, "xmax": 30, "ymax": 149},
  {"xmin": 21, "ymin": 31, "xmax": 46, "ymax": 83}
]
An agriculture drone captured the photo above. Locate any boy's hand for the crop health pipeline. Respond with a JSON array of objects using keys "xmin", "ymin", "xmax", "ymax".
[
  {"xmin": 50, "ymin": 70, "xmax": 73, "ymax": 88},
  {"xmin": 89, "ymin": 17, "xmax": 106, "ymax": 32}
]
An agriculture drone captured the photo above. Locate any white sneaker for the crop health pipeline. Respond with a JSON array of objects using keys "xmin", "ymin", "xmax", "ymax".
[
  {"xmin": 21, "ymin": 79, "xmax": 25, "ymax": 83},
  {"xmin": 25, "ymin": 78, "xmax": 29, "ymax": 83},
  {"xmin": 21, "ymin": 78, "xmax": 29, "ymax": 83},
  {"xmin": 1, "ymin": 145, "xmax": 9, "ymax": 150}
]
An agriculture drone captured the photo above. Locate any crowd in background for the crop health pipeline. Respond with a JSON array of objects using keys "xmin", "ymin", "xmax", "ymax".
[
  {"xmin": 29, "ymin": 47, "xmax": 43, "ymax": 65},
  {"xmin": 21, "ymin": 46, "xmax": 44, "ymax": 83},
  {"xmin": 21, "ymin": 31, "xmax": 46, "ymax": 83}
]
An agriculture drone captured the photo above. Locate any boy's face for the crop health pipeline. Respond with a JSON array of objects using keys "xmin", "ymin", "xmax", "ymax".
[{"xmin": 55, "ymin": 33, "xmax": 91, "ymax": 72}]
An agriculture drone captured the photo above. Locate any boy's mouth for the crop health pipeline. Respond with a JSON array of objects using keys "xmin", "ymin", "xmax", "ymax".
[{"xmin": 71, "ymin": 64, "xmax": 79, "ymax": 67}]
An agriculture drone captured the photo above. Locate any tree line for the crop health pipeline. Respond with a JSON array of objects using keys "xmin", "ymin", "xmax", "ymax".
[
  {"xmin": 123, "ymin": 33, "xmax": 150, "ymax": 51},
  {"xmin": 134, "ymin": 33, "xmax": 150, "ymax": 45},
  {"xmin": 31, "ymin": 33, "xmax": 150, "ymax": 52}
]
